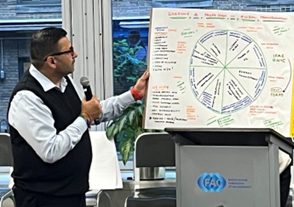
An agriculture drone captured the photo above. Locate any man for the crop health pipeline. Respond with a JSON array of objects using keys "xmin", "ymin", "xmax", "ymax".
[
  {"xmin": 7, "ymin": 27, "xmax": 149, "ymax": 207},
  {"xmin": 128, "ymin": 31, "xmax": 147, "ymax": 61}
]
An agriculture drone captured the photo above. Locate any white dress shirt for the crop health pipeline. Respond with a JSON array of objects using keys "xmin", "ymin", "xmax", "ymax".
[{"xmin": 8, "ymin": 65, "xmax": 135, "ymax": 164}]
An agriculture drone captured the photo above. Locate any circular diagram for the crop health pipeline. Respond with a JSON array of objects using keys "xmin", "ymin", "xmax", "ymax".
[{"xmin": 189, "ymin": 30, "xmax": 267, "ymax": 114}]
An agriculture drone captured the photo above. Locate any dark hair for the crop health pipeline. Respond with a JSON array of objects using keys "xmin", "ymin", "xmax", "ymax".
[{"xmin": 30, "ymin": 27, "xmax": 67, "ymax": 68}]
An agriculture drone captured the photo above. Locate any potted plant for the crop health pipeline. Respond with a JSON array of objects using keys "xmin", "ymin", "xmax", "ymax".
[
  {"xmin": 107, "ymin": 38, "xmax": 162, "ymax": 165},
  {"xmin": 106, "ymin": 100, "xmax": 163, "ymax": 165},
  {"xmin": 105, "ymin": 100, "xmax": 145, "ymax": 164},
  {"xmin": 106, "ymin": 38, "xmax": 146, "ymax": 164}
]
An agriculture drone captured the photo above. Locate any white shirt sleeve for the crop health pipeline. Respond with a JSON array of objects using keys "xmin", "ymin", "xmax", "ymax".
[
  {"xmin": 8, "ymin": 90, "xmax": 88, "ymax": 164},
  {"xmin": 100, "ymin": 91, "xmax": 135, "ymax": 122},
  {"xmin": 68, "ymin": 74, "xmax": 136, "ymax": 122},
  {"xmin": 279, "ymin": 150, "xmax": 292, "ymax": 174}
]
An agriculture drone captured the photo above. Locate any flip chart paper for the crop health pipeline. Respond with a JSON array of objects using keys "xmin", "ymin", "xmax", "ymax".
[{"xmin": 144, "ymin": 8, "xmax": 294, "ymax": 137}]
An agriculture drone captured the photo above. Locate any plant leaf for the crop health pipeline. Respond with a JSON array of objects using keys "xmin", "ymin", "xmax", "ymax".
[
  {"xmin": 134, "ymin": 127, "xmax": 144, "ymax": 141},
  {"xmin": 118, "ymin": 115, "xmax": 128, "ymax": 132},
  {"xmin": 115, "ymin": 130, "xmax": 125, "ymax": 143},
  {"xmin": 105, "ymin": 123, "xmax": 116, "ymax": 140},
  {"xmin": 119, "ymin": 128, "xmax": 134, "ymax": 165},
  {"xmin": 105, "ymin": 100, "xmax": 147, "ymax": 163},
  {"xmin": 111, "ymin": 124, "xmax": 120, "ymax": 139},
  {"xmin": 128, "ymin": 110, "xmax": 136, "ymax": 126},
  {"xmin": 136, "ymin": 103, "xmax": 144, "ymax": 116}
]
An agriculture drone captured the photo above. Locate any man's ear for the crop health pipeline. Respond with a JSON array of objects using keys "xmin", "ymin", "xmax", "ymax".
[{"xmin": 46, "ymin": 57, "xmax": 57, "ymax": 68}]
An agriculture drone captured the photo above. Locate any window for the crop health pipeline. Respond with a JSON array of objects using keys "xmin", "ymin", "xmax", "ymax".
[
  {"xmin": 112, "ymin": 19, "xmax": 149, "ymax": 95},
  {"xmin": 0, "ymin": 1, "xmax": 62, "ymax": 131}
]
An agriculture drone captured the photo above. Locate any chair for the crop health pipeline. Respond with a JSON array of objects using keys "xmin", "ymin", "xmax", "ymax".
[
  {"xmin": 86, "ymin": 131, "xmax": 118, "ymax": 207},
  {"xmin": 0, "ymin": 133, "xmax": 15, "ymax": 207},
  {"xmin": 86, "ymin": 190, "xmax": 111, "ymax": 207},
  {"xmin": 125, "ymin": 132, "xmax": 176, "ymax": 207}
]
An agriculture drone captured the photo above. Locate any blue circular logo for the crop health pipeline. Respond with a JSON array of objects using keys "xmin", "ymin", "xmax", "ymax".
[{"xmin": 197, "ymin": 173, "xmax": 226, "ymax": 192}]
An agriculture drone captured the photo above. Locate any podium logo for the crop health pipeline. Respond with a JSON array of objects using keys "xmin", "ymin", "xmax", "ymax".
[{"xmin": 197, "ymin": 173, "xmax": 226, "ymax": 192}]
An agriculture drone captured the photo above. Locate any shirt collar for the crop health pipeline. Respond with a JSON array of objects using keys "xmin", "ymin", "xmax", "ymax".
[{"xmin": 29, "ymin": 64, "xmax": 68, "ymax": 93}]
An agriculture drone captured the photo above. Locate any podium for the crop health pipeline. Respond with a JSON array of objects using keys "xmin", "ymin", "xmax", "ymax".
[{"xmin": 165, "ymin": 128, "xmax": 294, "ymax": 207}]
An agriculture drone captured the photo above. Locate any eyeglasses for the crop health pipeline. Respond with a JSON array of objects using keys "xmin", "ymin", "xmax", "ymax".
[{"xmin": 44, "ymin": 46, "xmax": 74, "ymax": 61}]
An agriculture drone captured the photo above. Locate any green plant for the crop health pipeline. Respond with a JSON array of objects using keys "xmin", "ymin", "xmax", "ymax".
[
  {"xmin": 106, "ymin": 100, "xmax": 144, "ymax": 164},
  {"xmin": 106, "ymin": 100, "xmax": 162, "ymax": 164},
  {"xmin": 113, "ymin": 39, "xmax": 147, "ymax": 84},
  {"xmin": 107, "ymin": 39, "xmax": 155, "ymax": 164}
]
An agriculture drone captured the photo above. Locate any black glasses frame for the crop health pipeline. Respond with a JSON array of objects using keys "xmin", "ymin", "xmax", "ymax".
[{"xmin": 44, "ymin": 46, "xmax": 74, "ymax": 61}]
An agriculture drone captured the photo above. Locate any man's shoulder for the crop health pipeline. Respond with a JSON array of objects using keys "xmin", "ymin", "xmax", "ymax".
[
  {"xmin": 15, "ymin": 70, "xmax": 39, "ymax": 90},
  {"xmin": 12, "ymin": 71, "xmax": 43, "ymax": 101}
]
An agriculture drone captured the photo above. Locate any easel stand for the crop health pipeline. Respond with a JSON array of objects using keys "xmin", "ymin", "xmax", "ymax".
[{"xmin": 165, "ymin": 128, "xmax": 294, "ymax": 207}]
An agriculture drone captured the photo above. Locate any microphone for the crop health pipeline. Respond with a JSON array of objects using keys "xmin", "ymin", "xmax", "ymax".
[
  {"xmin": 80, "ymin": 77, "xmax": 93, "ymax": 101},
  {"xmin": 80, "ymin": 77, "xmax": 101, "ymax": 125}
]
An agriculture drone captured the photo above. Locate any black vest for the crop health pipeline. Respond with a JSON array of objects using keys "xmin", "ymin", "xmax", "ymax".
[{"xmin": 8, "ymin": 70, "xmax": 92, "ymax": 196}]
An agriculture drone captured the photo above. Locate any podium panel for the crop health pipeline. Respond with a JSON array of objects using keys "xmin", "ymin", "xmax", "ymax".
[
  {"xmin": 165, "ymin": 128, "xmax": 294, "ymax": 207},
  {"xmin": 177, "ymin": 146, "xmax": 270, "ymax": 207}
]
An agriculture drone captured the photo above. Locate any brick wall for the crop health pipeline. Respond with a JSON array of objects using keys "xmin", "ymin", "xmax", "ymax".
[
  {"xmin": 0, "ymin": 0, "xmax": 17, "ymax": 19},
  {"xmin": 112, "ymin": 0, "xmax": 294, "ymax": 17},
  {"xmin": 0, "ymin": 0, "xmax": 61, "ymax": 20},
  {"xmin": 0, "ymin": 38, "xmax": 18, "ymax": 131},
  {"xmin": 0, "ymin": 0, "xmax": 293, "ymax": 22},
  {"xmin": 112, "ymin": 0, "xmax": 152, "ymax": 17}
]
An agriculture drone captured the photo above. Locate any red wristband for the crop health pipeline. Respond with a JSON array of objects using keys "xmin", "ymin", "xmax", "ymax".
[{"xmin": 131, "ymin": 87, "xmax": 143, "ymax": 100}]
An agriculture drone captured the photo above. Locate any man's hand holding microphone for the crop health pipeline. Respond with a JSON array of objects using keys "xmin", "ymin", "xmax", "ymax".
[
  {"xmin": 78, "ymin": 70, "xmax": 150, "ymax": 127},
  {"xmin": 79, "ymin": 77, "xmax": 102, "ymax": 127}
]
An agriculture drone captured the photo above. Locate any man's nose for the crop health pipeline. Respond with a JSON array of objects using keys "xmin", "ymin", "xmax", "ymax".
[{"xmin": 73, "ymin": 51, "xmax": 78, "ymax": 58}]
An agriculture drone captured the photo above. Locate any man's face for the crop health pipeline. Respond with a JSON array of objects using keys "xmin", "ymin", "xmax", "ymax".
[
  {"xmin": 128, "ymin": 36, "xmax": 139, "ymax": 45},
  {"xmin": 54, "ymin": 37, "xmax": 78, "ymax": 76}
]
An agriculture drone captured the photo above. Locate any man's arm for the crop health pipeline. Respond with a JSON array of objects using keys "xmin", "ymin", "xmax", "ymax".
[
  {"xmin": 99, "ymin": 71, "xmax": 150, "ymax": 122},
  {"xmin": 99, "ymin": 91, "xmax": 135, "ymax": 122}
]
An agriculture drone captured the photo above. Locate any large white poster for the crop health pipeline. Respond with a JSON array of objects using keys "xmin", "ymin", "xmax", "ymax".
[{"xmin": 144, "ymin": 8, "xmax": 294, "ymax": 137}]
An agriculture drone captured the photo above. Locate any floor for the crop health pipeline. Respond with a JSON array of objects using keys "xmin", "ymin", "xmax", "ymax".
[
  {"xmin": 1, "ymin": 168, "xmax": 294, "ymax": 207},
  {"xmin": 1, "ymin": 194, "xmax": 294, "ymax": 207}
]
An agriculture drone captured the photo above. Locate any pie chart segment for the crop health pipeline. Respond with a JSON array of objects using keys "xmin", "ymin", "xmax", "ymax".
[
  {"xmin": 221, "ymin": 71, "xmax": 254, "ymax": 113},
  {"xmin": 226, "ymin": 31, "xmax": 252, "ymax": 65},
  {"xmin": 191, "ymin": 43, "xmax": 224, "ymax": 68},
  {"xmin": 226, "ymin": 42, "xmax": 266, "ymax": 69},
  {"xmin": 227, "ymin": 68, "xmax": 267, "ymax": 99},
  {"xmin": 198, "ymin": 30, "xmax": 228, "ymax": 66},
  {"xmin": 197, "ymin": 70, "xmax": 225, "ymax": 113},
  {"xmin": 190, "ymin": 66, "xmax": 224, "ymax": 98}
]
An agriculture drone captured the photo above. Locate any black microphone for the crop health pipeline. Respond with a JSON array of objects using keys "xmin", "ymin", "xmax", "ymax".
[
  {"xmin": 80, "ymin": 77, "xmax": 101, "ymax": 125},
  {"xmin": 80, "ymin": 77, "xmax": 93, "ymax": 101}
]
